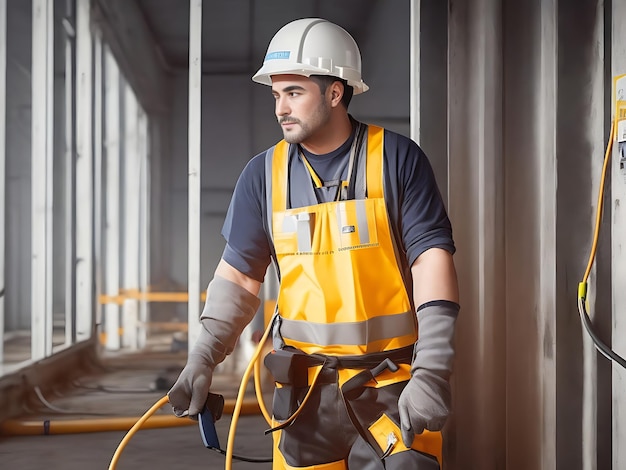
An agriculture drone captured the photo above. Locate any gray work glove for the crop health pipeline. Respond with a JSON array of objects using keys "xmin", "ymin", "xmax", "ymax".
[
  {"xmin": 398, "ymin": 300, "xmax": 459, "ymax": 447},
  {"xmin": 168, "ymin": 275, "xmax": 260, "ymax": 418},
  {"xmin": 168, "ymin": 326, "xmax": 218, "ymax": 418}
]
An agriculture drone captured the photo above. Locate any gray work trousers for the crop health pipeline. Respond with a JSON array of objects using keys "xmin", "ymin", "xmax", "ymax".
[{"xmin": 272, "ymin": 360, "xmax": 441, "ymax": 469}]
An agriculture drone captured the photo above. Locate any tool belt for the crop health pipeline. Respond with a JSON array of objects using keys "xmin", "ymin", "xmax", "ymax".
[
  {"xmin": 264, "ymin": 345, "xmax": 414, "ymax": 427},
  {"xmin": 265, "ymin": 345, "xmax": 442, "ymax": 466}
]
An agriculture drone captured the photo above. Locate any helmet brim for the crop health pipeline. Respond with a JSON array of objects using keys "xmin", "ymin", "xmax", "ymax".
[
  {"xmin": 252, "ymin": 62, "xmax": 369, "ymax": 94},
  {"xmin": 252, "ymin": 61, "xmax": 328, "ymax": 85}
]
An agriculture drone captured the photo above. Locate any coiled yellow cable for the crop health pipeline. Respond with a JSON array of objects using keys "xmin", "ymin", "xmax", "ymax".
[{"xmin": 108, "ymin": 314, "xmax": 276, "ymax": 470}]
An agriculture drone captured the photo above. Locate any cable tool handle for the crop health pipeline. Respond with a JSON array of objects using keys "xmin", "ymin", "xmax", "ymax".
[
  {"xmin": 198, "ymin": 392, "xmax": 224, "ymax": 449},
  {"xmin": 342, "ymin": 358, "xmax": 400, "ymax": 399}
]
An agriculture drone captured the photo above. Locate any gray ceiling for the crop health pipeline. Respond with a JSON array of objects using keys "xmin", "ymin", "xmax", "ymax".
[{"xmin": 136, "ymin": 0, "xmax": 376, "ymax": 75}]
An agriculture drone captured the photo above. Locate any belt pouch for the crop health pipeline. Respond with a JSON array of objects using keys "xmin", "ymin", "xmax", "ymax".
[{"xmin": 264, "ymin": 348, "xmax": 311, "ymax": 421}]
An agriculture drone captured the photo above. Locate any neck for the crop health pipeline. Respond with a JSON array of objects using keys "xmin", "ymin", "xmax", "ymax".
[{"xmin": 300, "ymin": 112, "xmax": 352, "ymax": 155}]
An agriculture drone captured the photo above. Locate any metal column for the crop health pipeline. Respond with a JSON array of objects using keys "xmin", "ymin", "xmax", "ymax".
[
  {"xmin": 75, "ymin": 0, "xmax": 93, "ymax": 341},
  {"xmin": 0, "ymin": 0, "xmax": 5, "ymax": 365},
  {"xmin": 187, "ymin": 0, "xmax": 202, "ymax": 347},
  {"xmin": 63, "ymin": 0, "xmax": 76, "ymax": 347},
  {"xmin": 410, "ymin": 0, "xmax": 448, "ymax": 197},
  {"xmin": 409, "ymin": 0, "xmax": 420, "ymax": 143},
  {"xmin": 104, "ymin": 49, "xmax": 121, "ymax": 351},
  {"xmin": 93, "ymin": 33, "xmax": 103, "ymax": 333},
  {"xmin": 138, "ymin": 109, "xmax": 149, "ymax": 349},
  {"xmin": 122, "ymin": 86, "xmax": 140, "ymax": 350},
  {"xmin": 31, "ymin": 0, "xmax": 54, "ymax": 360}
]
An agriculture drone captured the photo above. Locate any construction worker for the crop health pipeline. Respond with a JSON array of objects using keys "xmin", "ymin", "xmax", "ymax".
[{"xmin": 168, "ymin": 18, "xmax": 459, "ymax": 469}]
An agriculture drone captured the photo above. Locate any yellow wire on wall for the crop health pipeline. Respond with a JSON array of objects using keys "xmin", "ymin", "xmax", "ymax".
[
  {"xmin": 577, "ymin": 98, "xmax": 626, "ymax": 368},
  {"xmin": 580, "ymin": 116, "xmax": 615, "ymax": 286}
]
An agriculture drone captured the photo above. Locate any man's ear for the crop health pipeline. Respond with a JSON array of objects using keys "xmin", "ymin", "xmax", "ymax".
[{"xmin": 329, "ymin": 81, "xmax": 344, "ymax": 108}]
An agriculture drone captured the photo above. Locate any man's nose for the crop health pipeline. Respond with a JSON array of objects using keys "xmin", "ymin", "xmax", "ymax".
[{"xmin": 275, "ymin": 97, "xmax": 290, "ymax": 116}]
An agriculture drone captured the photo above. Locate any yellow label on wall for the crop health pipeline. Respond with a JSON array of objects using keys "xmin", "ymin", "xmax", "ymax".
[
  {"xmin": 614, "ymin": 75, "xmax": 626, "ymax": 145},
  {"xmin": 615, "ymin": 75, "xmax": 626, "ymax": 181}
]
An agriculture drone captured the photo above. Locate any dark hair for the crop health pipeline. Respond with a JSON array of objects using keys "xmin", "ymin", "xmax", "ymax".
[{"xmin": 309, "ymin": 75, "xmax": 353, "ymax": 109}]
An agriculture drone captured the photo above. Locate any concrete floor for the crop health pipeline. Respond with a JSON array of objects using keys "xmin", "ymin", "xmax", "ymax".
[
  {"xmin": 0, "ymin": 415, "xmax": 273, "ymax": 469},
  {"xmin": 0, "ymin": 343, "xmax": 274, "ymax": 469}
]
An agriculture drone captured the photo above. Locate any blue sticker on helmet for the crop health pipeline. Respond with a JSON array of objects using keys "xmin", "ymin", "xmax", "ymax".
[{"xmin": 265, "ymin": 51, "xmax": 290, "ymax": 61}]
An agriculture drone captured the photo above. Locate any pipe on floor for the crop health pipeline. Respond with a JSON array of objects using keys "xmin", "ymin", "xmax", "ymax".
[{"xmin": 0, "ymin": 396, "xmax": 261, "ymax": 436}]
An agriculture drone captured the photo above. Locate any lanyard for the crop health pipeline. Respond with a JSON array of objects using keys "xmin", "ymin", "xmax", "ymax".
[{"xmin": 297, "ymin": 123, "xmax": 364, "ymax": 203}]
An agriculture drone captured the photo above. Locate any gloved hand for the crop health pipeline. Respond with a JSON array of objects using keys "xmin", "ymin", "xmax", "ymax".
[
  {"xmin": 398, "ymin": 300, "xmax": 459, "ymax": 447},
  {"xmin": 168, "ymin": 275, "xmax": 260, "ymax": 418},
  {"xmin": 168, "ymin": 327, "xmax": 218, "ymax": 418}
]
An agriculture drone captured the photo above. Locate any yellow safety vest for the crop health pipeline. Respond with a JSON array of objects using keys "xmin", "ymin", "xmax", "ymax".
[
  {"xmin": 269, "ymin": 125, "xmax": 418, "ymax": 358},
  {"xmin": 267, "ymin": 125, "xmax": 443, "ymax": 467}
]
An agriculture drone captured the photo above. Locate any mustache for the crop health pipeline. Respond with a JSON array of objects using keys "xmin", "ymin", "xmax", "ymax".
[{"xmin": 279, "ymin": 117, "xmax": 300, "ymax": 125}]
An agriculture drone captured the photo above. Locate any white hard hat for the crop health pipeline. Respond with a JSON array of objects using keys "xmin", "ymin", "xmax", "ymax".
[{"xmin": 252, "ymin": 18, "xmax": 369, "ymax": 94}]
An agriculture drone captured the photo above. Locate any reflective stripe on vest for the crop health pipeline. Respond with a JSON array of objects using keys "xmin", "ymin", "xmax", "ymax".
[{"xmin": 269, "ymin": 125, "xmax": 417, "ymax": 356}]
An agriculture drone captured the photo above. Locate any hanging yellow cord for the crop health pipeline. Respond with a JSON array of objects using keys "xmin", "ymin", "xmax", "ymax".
[
  {"xmin": 226, "ymin": 313, "xmax": 276, "ymax": 470},
  {"xmin": 108, "ymin": 395, "xmax": 170, "ymax": 470},
  {"xmin": 580, "ymin": 117, "xmax": 616, "ymax": 291},
  {"xmin": 576, "ymin": 114, "xmax": 626, "ymax": 369},
  {"xmin": 254, "ymin": 352, "xmax": 273, "ymax": 425}
]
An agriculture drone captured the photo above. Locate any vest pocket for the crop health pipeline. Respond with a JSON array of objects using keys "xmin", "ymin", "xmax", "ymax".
[{"xmin": 367, "ymin": 413, "xmax": 408, "ymax": 457}]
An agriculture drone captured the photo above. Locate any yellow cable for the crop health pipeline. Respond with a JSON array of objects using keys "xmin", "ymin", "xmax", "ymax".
[
  {"xmin": 226, "ymin": 315, "xmax": 275, "ymax": 470},
  {"xmin": 108, "ymin": 395, "xmax": 169, "ymax": 470},
  {"xmin": 577, "ymin": 113, "xmax": 626, "ymax": 369},
  {"xmin": 254, "ymin": 352, "xmax": 272, "ymax": 425},
  {"xmin": 107, "ymin": 318, "xmax": 275, "ymax": 470},
  {"xmin": 581, "ymin": 118, "xmax": 616, "ymax": 287}
]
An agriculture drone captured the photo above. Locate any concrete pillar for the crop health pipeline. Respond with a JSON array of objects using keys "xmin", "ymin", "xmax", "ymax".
[
  {"xmin": 448, "ymin": 0, "xmax": 611, "ymax": 468},
  {"xmin": 447, "ymin": 0, "xmax": 506, "ymax": 467}
]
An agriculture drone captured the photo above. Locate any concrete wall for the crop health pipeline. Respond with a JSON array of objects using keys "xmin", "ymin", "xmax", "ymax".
[{"xmin": 446, "ymin": 0, "xmax": 616, "ymax": 468}]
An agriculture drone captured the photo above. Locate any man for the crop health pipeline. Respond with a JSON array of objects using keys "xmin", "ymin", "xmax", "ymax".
[{"xmin": 169, "ymin": 18, "xmax": 459, "ymax": 469}]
